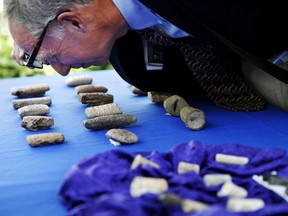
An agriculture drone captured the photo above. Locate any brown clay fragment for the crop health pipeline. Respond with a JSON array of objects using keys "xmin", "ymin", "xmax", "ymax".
[
  {"xmin": 148, "ymin": 91, "xmax": 172, "ymax": 103},
  {"xmin": 75, "ymin": 84, "xmax": 108, "ymax": 94},
  {"xmin": 18, "ymin": 104, "xmax": 50, "ymax": 118},
  {"xmin": 85, "ymin": 103, "xmax": 122, "ymax": 118},
  {"xmin": 11, "ymin": 83, "xmax": 50, "ymax": 98},
  {"xmin": 12, "ymin": 97, "xmax": 52, "ymax": 109},
  {"xmin": 78, "ymin": 92, "xmax": 113, "ymax": 106},
  {"xmin": 21, "ymin": 116, "xmax": 54, "ymax": 131},
  {"xmin": 26, "ymin": 132, "xmax": 65, "ymax": 147},
  {"xmin": 106, "ymin": 129, "xmax": 138, "ymax": 144},
  {"xmin": 83, "ymin": 114, "xmax": 137, "ymax": 130}
]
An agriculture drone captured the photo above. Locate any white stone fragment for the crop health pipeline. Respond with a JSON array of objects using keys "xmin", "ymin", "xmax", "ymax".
[
  {"xmin": 130, "ymin": 176, "xmax": 168, "ymax": 197},
  {"xmin": 217, "ymin": 181, "xmax": 248, "ymax": 198},
  {"xmin": 203, "ymin": 174, "xmax": 232, "ymax": 187},
  {"xmin": 131, "ymin": 154, "xmax": 160, "ymax": 170},
  {"xmin": 65, "ymin": 75, "xmax": 93, "ymax": 87},
  {"xmin": 109, "ymin": 139, "xmax": 121, "ymax": 146},
  {"xmin": 226, "ymin": 197, "xmax": 265, "ymax": 212},
  {"xmin": 177, "ymin": 161, "xmax": 200, "ymax": 174},
  {"xmin": 181, "ymin": 199, "xmax": 208, "ymax": 213},
  {"xmin": 215, "ymin": 153, "xmax": 249, "ymax": 165}
]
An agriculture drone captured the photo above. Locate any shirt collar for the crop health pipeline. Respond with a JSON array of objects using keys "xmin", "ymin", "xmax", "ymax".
[{"xmin": 112, "ymin": 0, "xmax": 158, "ymax": 30}]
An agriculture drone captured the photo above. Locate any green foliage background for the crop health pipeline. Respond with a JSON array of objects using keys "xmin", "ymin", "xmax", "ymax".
[
  {"xmin": 0, "ymin": 33, "xmax": 46, "ymax": 78},
  {"xmin": 0, "ymin": 11, "xmax": 112, "ymax": 79}
]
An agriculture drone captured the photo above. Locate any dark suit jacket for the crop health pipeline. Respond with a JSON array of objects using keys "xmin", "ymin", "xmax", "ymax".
[{"xmin": 110, "ymin": 0, "xmax": 287, "ymax": 94}]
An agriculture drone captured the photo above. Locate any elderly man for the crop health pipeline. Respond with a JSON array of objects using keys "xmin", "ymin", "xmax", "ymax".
[{"xmin": 3, "ymin": 0, "xmax": 288, "ymax": 111}]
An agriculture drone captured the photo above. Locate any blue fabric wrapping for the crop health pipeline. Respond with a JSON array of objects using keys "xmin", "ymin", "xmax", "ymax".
[{"xmin": 59, "ymin": 141, "xmax": 288, "ymax": 215}]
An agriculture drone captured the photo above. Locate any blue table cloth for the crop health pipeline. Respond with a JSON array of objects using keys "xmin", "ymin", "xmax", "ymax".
[{"xmin": 1, "ymin": 69, "xmax": 288, "ymax": 216}]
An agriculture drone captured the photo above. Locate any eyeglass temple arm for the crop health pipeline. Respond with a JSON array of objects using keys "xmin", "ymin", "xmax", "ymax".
[{"xmin": 27, "ymin": 20, "xmax": 53, "ymax": 65}]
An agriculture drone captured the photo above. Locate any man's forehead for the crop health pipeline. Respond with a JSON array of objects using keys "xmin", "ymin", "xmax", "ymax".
[{"xmin": 9, "ymin": 19, "xmax": 36, "ymax": 52}]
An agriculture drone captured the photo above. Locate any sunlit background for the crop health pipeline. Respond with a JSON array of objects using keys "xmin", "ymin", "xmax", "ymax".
[{"xmin": 0, "ymin": 0, "xmax": 111, "ymax": 79}]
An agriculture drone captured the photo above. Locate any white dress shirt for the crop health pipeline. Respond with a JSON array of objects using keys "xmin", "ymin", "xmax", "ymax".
[{"xmin": 112, "ymin": 0, "xmax": 191, "ymax": 38}]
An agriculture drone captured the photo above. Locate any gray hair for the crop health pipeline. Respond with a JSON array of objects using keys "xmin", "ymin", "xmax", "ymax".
[{"xmin": 3, "ymin": 0, "xmax": 93, "ymax": 38}]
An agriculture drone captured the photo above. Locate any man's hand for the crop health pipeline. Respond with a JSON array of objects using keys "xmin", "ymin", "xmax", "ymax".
[{"xmin": 11, "ymin": 43, "xmax": 26, "ymax": 66}]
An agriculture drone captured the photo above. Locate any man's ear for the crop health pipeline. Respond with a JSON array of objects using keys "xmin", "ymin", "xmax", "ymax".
[{"xmin": 57, "ymin": 11, "xmax": 86, "ymax": 32}]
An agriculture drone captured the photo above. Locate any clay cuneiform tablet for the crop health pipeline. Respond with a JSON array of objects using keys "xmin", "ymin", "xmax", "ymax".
[
  {"xmin": 106, "ymin": 129, "xmax": 138, "ymax": 144},
  {"xmin": 163, "ymin": 95, "xmax": 189, "ymax": 116},
  {"xmin": 130, "ymin": 176, "xmax": 168, "ymax": 197},
  {"xmin": 75, "ymin": 84, "xmax": 108, "ymax": 94},
  {"xmin": 85, "ymin": 103, "xmax": 122, "ymax": 118},
  {"xmin": 83, "ymin": 114, "xmax": 137, "ymax": 130},
  {"xmin": 65, "ymin": 75, "xmax": 93, "ymax": 87},
  {"xmin": 180, "ymin": 106, "xmax": 206, "ymax": 130},
  {"xmin": 26, "ymin": 132, "xmax": 65, "ymax": 147},
  {"xmin": 10, "ymin": 83, "xmax": 50, "ymax": 98},
  {"xmin": 78, "ymin": 92, "xmax": 114, "ymax": 106},
  {"xmin": 18, "ymin": 104, "xmax": 50, "ymax": 118},
  {"xmin": 12, "ymin": 96, "xmax": 52, "ymax": 109},
  {"xmin": 21, "ymin": 116, "xmax": 54, "ymax": 131}
]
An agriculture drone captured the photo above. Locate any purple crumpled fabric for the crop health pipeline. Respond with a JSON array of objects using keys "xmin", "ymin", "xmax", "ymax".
[{"xmin": 59, "ymin": 141, "xmax": 288, "ymax": 216}]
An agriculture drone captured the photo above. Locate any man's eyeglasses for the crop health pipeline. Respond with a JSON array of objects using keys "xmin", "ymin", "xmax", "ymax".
[{"xmin": 23, "ymin": 18, "xmax": 55, "ymax": 69}]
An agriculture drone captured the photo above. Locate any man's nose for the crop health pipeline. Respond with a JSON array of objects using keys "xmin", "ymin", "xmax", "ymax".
[{"xmin": 50, "ymin": 62, "xmax": 71, "ymax": 76}]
